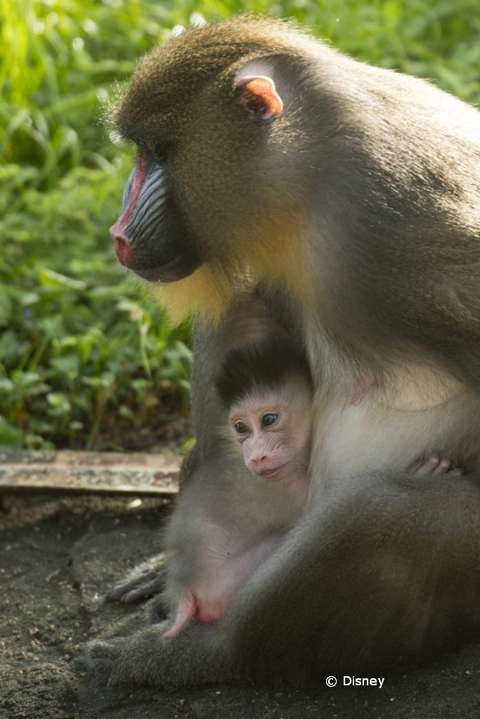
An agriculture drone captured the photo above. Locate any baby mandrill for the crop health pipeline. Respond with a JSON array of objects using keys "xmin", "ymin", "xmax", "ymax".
[{"xmin": 163, "ymin": 335, "xmax": 313, "ymax": 638}]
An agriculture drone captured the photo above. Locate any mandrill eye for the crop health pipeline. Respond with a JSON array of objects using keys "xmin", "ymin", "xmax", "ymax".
[
  {"xmin": 150, "ymin": 142, "xmax": 170, "ymax": 164},
  {"xmin": 262, "ymin": 413, "xmax": 278, "ymax": 427},
  {"xmin": 234, "ymin": 420, "xmax": 249, "ymax": 436}
]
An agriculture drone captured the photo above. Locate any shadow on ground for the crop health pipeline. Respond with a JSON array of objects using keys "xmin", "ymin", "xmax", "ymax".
[{"xmin": 1, "ymin": 494, "xmax": 480, "ymax": 719}]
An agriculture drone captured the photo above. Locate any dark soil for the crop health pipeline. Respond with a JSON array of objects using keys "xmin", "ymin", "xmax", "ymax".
[{"xmin": 2, "ymin": 493, "xmax": 480, "ymax": 719}]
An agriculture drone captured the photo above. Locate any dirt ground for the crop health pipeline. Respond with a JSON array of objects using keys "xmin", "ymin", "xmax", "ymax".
[{"xmin": 2, "ymin": 493, "xmax": 480, "ymax": 719}]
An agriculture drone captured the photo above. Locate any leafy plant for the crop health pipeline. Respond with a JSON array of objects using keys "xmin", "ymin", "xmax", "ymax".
[{"xmin": 0, "ymin": 164, "xmax": 191, "ymax": 449}]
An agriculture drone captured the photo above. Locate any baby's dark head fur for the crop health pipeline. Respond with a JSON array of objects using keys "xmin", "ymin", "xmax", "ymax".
[{"xmin": 215, "ymin": 335, "xmax": 312, "ymax": 409}]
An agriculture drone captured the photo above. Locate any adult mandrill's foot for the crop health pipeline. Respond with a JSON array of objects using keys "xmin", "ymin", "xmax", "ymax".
[
  {"xmin": 105, "ymin": 554, "xmax": 167, "ymax": 604},
  {"xmin": 76, "ymin": 623, "xmax": 231, "ymax": 688},
  {"xmin": 76, "ymin": 637, "xmax": 125, "ymax": 687},
  {"xmin": 77, "ymin": 625, "xmax": 172, "ymax": 687},
  {"xmin": 408, "ymin": 454, "xmax": 462, "ymax": 478}
]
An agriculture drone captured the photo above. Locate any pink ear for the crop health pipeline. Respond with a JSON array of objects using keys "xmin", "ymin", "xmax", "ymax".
[{"xmin": 237, "ymin": 76, "xmax": 283, "ymax": 124}]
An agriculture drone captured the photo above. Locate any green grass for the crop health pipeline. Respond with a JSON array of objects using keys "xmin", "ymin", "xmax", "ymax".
[{"xmin": 1, "ymin": 0, "xmax": 479, "ymax": 449}]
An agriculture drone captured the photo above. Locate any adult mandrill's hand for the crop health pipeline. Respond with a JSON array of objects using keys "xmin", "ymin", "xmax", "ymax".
[{"xmin": 105, "ymin": 555, "xmax": 167, "ymax": 605}]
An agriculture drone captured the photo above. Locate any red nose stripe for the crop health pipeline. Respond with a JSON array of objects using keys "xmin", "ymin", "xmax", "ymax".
[{"xmin": 109, "ymin": 151, "xmax": 149, "ymax": 263}]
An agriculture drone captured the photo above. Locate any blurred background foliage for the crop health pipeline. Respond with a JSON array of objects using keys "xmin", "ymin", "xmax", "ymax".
[{"xmin": 1, "ymin": 0, "xmax": 479, "ymax": 450}]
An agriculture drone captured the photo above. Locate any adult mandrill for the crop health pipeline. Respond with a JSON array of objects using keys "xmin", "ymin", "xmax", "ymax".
[{"xmin": 83, "ymin": 17, "xmax": 480, "ymax": 687}]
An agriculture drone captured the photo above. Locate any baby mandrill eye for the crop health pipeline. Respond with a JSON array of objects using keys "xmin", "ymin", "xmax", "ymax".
[
  {"xmin": 234, "ymin": 420, "xmax": 249, "ymax": 435},
  {"xmin": 262, "ymin": 413, "xmax": 278, "ymax": 427}
]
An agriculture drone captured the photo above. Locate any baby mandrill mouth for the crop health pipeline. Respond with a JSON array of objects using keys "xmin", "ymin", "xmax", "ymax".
[{"xmin": 259, "ymin": 463, "xmax": 288, "ymax": 480}]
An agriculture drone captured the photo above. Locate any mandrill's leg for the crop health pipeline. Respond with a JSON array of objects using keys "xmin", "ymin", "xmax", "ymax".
[{"xmin": 80, "ymin": 471, "xmax": 480, "ymax": 688}]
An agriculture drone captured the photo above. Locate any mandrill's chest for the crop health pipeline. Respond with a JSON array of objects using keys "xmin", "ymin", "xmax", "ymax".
[{"xmin": 309, "ymin": 357, "xmax": 480, "ymax": 486}]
